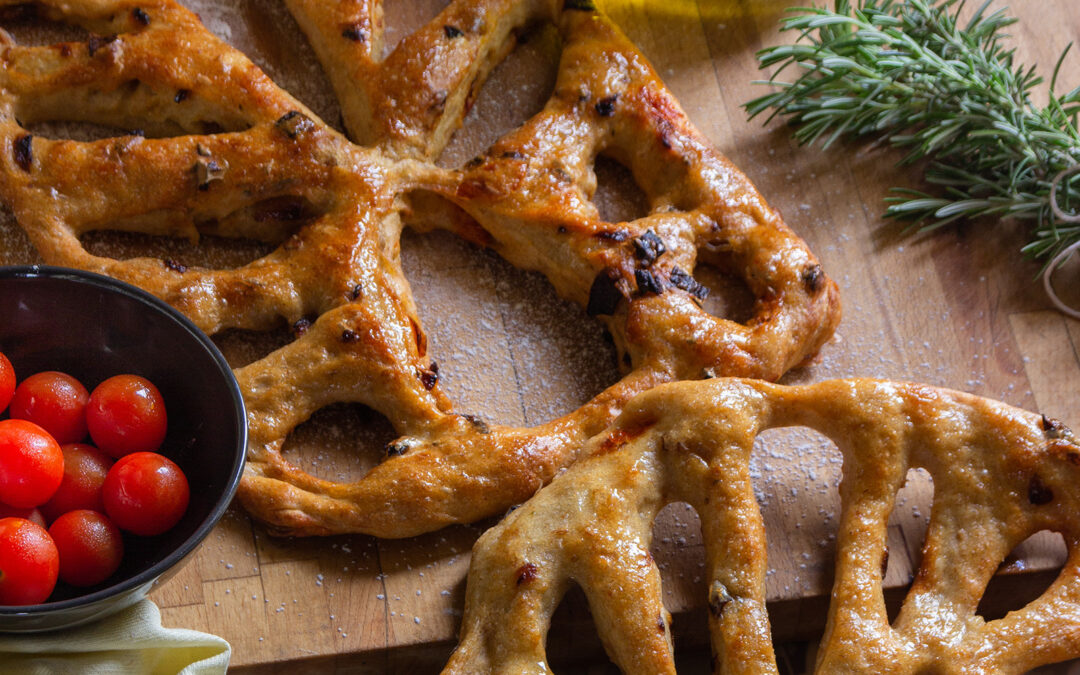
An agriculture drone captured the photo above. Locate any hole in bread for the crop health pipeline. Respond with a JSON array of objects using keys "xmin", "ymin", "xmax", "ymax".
[
  {"xmin": 545, "ymin": 581, "xmax": 609, "ymax": 671},
  {"xmin": 591, "ymin": 155, "xmax": 651, "ymax": 225},
  {"xmin": 437, "ymin": 22, "xmax": 561, "ymax": 169},
  {"xmin": 652, "ymin": 502, "xmax": 705, "ymax": 612},
  {"xmin": 976, "ymin": 530, "xmax": 1067, "ymax": 622},
  {"xmin": 21, "ymin": 120, "xmax": 154, "ymax": 143},
  {"xmin": 693, "ymin": 251, "xmax": 757, "ymax": 325},
  {"xmin": 17, "ymin": 89, "xmax": 254, "ymax": 139},
  {"xmin": 212, "ymin": 2, "xmax": 343, "ymax": 131},
  {"xmin": 81, "ymin": 230, "xmax": 275, "ymax": 270},
  {"xmin": 0, "ymin": 4, "xmax": 90, "ymax": 45},
  {"xmin": 79, "ymin": 196, "xmax": 319, "ymax": 267},
  {"xmin": 751, "ymin": 427, "xmax": 843, "ymax": 607},
  {"xmin": 884, "ymin": 467, "xmax": 935, "ymax": 622},
  {"xmin": 280, "ymin": 402, "xmax": 398, "ymax": 483},
  {"xmin": 402, "ymin": 228, "xmax": 619, "ymax": 427},
  {"xmin": 212, "ymin": 327, "xmax": 294, "ymax": 370},
  {"xmin": 380, "ymin": 0, "xmax": 449, "ymax": 59},
  {"xmin": 0, "ymin": 207, "xmax": 35, "ymax": 266},
  {"xmin": 651, "ymin": 501, "xmax": 706, "ymax": 655}
]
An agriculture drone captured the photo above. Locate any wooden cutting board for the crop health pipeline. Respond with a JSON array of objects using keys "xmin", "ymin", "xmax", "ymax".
[{"xmin": 2, "ymin": 0, "xmax": 1079, "ymax": 672}]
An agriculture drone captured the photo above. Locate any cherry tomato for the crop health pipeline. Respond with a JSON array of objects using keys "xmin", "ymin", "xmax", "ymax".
[
  {"xmin": 102, "ymin": 452, "xmax": 188, "ymax": 536},
  {"xmin": 9, "ymin": 371, "xmax": 90, "ymax": 445},
  {"xmin": 0, "ymin": 352, "xmax": 14, "ymax": 414},
  {"xmin": 86, "ymin": 375, "xmax": 167, "ymax": 458},
  {"xmin": 49, "ymin": 510, "xmax": 123, "ymax": 587},
  {"xmin": 40, "ymin": 444, "xmax": 114, "ymax": 523},
  {"xmin": 0, "ymin": 503, "xmax": 46, "ymax": 528},
  {"xmin": 0, "ymin": 517, "xmax": 58, "ymax": 605},
  {"xmin": 0, "ymin": 419, "xmax": 64, "ymax": 508}
]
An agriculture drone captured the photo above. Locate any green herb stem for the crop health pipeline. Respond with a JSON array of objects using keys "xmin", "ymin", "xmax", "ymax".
[{"xmin": 746, "ymin": 0, "xmax": 1080, "ymax": 272}]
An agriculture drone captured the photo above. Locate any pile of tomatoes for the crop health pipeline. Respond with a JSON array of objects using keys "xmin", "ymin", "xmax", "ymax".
[{"xmin": 0, "ymin": 352, "xmax": 189, "ymax": 605}]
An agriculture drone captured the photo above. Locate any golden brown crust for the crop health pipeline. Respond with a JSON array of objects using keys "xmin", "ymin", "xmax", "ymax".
[
  {"xmin": 445, "ymin": 378, "xmax": 1080, "ymax": 674},
  {"xmin": 0, "ymin": 0, "xmax": 840, "ymax": 537}
]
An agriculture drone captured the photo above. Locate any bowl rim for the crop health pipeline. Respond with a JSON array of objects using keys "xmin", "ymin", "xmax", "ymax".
[{"xmin": 0, "ymin": 264, "xmax": 248, "ymax": 619}]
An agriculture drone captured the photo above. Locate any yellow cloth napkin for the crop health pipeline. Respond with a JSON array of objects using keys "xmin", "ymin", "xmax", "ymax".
[{"xmin": 0, "ymin": 599, "xmax": 229, "ymax": 674}]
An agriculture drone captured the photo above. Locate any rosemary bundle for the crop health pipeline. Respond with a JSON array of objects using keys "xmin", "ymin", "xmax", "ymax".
[{"xmin": 746, "ymin": 0, "xmax": 1080, "ymax": 280}]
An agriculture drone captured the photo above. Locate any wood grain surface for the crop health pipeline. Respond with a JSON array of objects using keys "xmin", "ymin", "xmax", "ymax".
[{"xmin": 2, "ymin": 0, "xmax": 1079, "ymax": 673}]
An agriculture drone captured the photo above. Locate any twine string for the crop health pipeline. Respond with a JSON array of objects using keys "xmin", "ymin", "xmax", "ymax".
[
  {"xmin": 1044, "ymin": 238, "xmax": 1080, "ymax": 319},
  {"xmin": 1049, "ymin": 164, "xmax": 1080, "ymax": 224}
]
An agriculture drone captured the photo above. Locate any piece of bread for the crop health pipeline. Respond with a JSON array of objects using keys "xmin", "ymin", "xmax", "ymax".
[
  {"xmin": 447, "ymin": 377, "xmax": 1080, "ymax": 674},
  {"xmin": 0, "ymin": 0, "xmax": 839, "ymax": 536}
]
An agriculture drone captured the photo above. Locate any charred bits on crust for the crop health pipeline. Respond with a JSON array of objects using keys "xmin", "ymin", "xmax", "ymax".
[
  {"xmin": 341, "ymin": 23, "xmax": 366, "ymax": 42},
  {"xmin": 635, "ymin": 268, "xmax": 663, "ymax": 296},
  {"xmin": 595, "ymin": 94, "xmax": 618, "ymax": 117},
  {"xmin": 131, "ymin": 7, "xmax": 150, "ymax": 26},
  {"xmin": 384, "ymin": 441, "xmax": 409, "ymax": 457},
  {"xmin": 596, "ymin": 228, "xmax": 630, "ymax": 242},
  {"xmin": 443, "ymin": 25, "xmax": 464, "ymax": 39},
  {"xmin": 419, "ymin": 363, "xmax": 439, "ymax": 390},
  {"xmin": 632, "ymin": 229, "xmax": 666, "ymax": 265},
  {"xmin": 341, "ymin": 329, "xmax": 361, "ymax": 343},
  {"xmin": 1042, "ymin": 415, "xmax": 1069, "ymax": 440},
  {"xmin": 460, "ymin": 413, "xmax": 490, "ymax": 434},
  {"xmin": 587, "ymin": 269, "xmax": 623, "ymax": 316},
  {"xmin": 515, "ymin": 563, "xmax": 538, "ymax": 585},
  {"xmin": 87, "ymin": 34, "xmax": 118, "ymax": 57},
  {"xmin": 802, "ymin": 263, "xmax": 824, "ymax": 293},
  {"xmin": 292, "ymin": 317, "xmax": 312, "ymax": 336},
  {"xmin": 708, "ymin": 581, "xmax": 732, "ymax": 617},
  {"xmin": 194, "ymin": 151, "xmax": 227, "ymax": 191},
  {"xmin": 669, "ymin": 266, "xmax": 709, "ymax": 299},
  {"xmin": 275, "ymin": 111, "xmax": 316, "ymax": 139},
  {"xmin": 164, "ymin": 258, "xmax": 187, "ymax": 273},
  {"xmin": 13, "ymin": 134, "xmax": 32, "ymax": 171},
  {"xmin": 174, "ymin": 88, "xmax": 191, "ymax": 103},
  {"xmin": 1028, "ymin": 474, "xmax": 1054, "ymax": 505}
]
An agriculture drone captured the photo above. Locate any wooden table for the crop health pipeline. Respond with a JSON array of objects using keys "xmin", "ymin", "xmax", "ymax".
[{"xmin": 2, "ymin": 0, "xmax": 1079, "ymax": 672}]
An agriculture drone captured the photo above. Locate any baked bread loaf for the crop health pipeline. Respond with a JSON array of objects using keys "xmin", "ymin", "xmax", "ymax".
[
  {"xmin": 446, "ymin": 377, "xmax": 1080, "ymax": 674},
  {"xmin": 0, "ymin": 0, "xmax": 839, "ymax": 536}
]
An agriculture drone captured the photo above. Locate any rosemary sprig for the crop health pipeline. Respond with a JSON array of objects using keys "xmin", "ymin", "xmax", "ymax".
[{"xmin": 745, "ymin": 0, "xmax": 1080, "ymax": 271}]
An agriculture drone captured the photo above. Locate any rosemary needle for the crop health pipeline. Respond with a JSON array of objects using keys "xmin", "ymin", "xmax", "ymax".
[{"xmin": 745, "ymin": 0, "xmax": 1080, "ymax": 279}]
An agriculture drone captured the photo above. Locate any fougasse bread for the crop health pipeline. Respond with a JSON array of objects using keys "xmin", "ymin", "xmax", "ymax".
[
  {"xmin": 447, "ymin": 377, "xmax": 1080, "ymax": 675},
  {"xmin": 0, "ymin": 0, "xmax": 839, "ymax": 536}
]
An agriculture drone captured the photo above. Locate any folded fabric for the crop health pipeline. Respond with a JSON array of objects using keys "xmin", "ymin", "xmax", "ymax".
[{"xmin": 0, "ymin": 600, "xmax": 230, "ymax": 675}]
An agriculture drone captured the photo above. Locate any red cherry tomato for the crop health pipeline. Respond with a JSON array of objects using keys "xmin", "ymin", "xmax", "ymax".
[
  {"xmin": 49, "ymin": 510, "xmax": 123, "ymax": 587},
  {"xmin": 0, "ymin": 503, "xmax": 46, "ymax": 528},
  {"xmin": 9, "ymin": 371, "xmax": 90, "ymax": 444},
  {"xmin": 0, "ymin": 419, "xmax": 64, "ymax": 508},
  {"xmin": 0, "ymin": 352, "xmax": 14, "ymax": 414},
  {"xmin": 0, "ymin": 517, "xmax": 58, "ymax": 605},
  {"xmin": 102, "ymin": 452, "xmax": 188, "ymax": 536},
  {"xmin": 40, "ymin": 444, "xmax": 114, "ymax": 523},
  {"xmin": 86, "ymin": 375, "xmax": 167, "ymax": 458}
]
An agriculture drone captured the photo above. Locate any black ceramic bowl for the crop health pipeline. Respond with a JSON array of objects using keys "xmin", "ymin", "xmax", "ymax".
[{"xmin": 0, "ymin": 265, "xmax": 246, "ymax": 632}]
